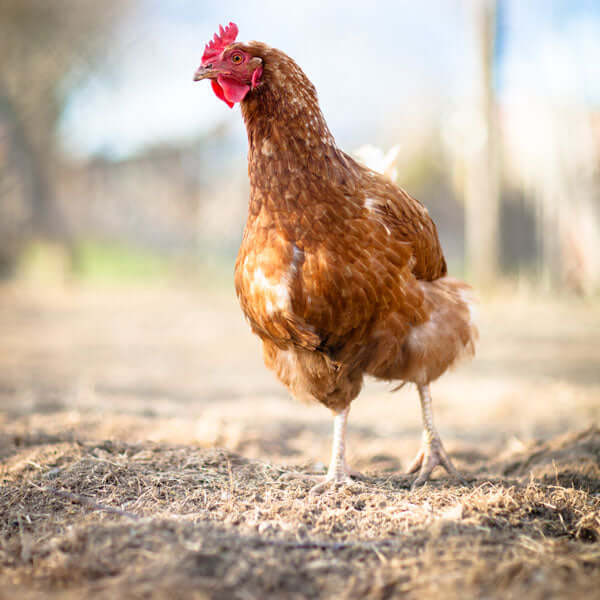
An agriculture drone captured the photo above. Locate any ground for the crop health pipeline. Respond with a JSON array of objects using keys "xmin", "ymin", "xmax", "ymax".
[{"xmin": 1, "ymin": 283, "xmax": 599, "ymax": 599}]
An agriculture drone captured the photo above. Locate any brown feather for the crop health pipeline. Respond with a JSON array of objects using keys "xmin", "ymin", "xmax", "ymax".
[{"xmin": 229, "ymin": 41, "xmax": 477, "ymax": 412}]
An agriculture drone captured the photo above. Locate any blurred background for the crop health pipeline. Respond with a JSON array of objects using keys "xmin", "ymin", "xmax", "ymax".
[
  {"xmin": 1, "ymin": 0, "xmax": 600, "ymax": 291},
  {"xmin": 0, "ymin": 0, "xmax": 598, "ymax": 459}
]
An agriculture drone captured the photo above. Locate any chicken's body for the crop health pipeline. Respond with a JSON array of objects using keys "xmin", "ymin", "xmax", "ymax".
[{"xmin": 195, "ymin": 27, "xmax": 477, "ymax": 490}]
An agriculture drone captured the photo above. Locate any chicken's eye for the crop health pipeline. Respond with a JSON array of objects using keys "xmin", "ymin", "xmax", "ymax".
[{"xmin": 231, "ymin": 53, "xmax": 243, "ymax": 64}]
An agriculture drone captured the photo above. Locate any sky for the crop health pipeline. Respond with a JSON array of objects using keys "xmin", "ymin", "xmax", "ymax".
[{"xmin": 59, "ymin": 0, "xmax": 600, "ymax": 161}]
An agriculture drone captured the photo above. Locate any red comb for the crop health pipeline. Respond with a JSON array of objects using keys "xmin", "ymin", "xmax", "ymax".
[{"xmin": 202, "ymin": 22, "xmax": 239, "ymax": 63}]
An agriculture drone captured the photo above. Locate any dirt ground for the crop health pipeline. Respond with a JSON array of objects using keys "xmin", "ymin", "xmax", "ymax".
[{"xmin": 1, "ymin": 283, "xmax": 599, "ymax": 599}]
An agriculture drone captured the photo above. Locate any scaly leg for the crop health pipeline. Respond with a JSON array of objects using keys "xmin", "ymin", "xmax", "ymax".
[
  {"xmin": 309, "ymin": 406, "xmax": 355, "ymax": 494},
  {"xmin": 281, "ymin": 406, "xmax": 358, "ymax": 494},
  {"xmin": 407, "ymin": 384, "xmax": 466, "ymax": 489}
]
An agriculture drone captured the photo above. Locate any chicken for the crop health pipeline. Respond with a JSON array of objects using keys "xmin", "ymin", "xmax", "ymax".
[{"xmin": 194, "ymin": 23, "xmax": 478, "ymax": 491}]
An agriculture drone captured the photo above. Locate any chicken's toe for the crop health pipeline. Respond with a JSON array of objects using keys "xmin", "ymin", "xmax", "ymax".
[
  {"xmin": 279, "ymin": 469, "xmax": 360, "ymax": 494},
  {"xmin": 406, "ymin": 447, "xmax": 425, "ymax": 474},
  {"xmin": 308, "ymin": 475, "xmax": 355, "ymax": 496},
  {"xmin": 409, "ymin": 437, "xmax": 466, "ymax": 489}
]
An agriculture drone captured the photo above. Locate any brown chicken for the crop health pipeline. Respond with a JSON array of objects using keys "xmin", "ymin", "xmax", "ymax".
[{"xmin": 194, "ymin": 23, "xmax": 478, "ymax": 491}]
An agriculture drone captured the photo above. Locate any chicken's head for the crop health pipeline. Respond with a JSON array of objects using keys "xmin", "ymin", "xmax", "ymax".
[{"xmin": 194, "ymin": 22, "xmax": 263, "ymax": 108}]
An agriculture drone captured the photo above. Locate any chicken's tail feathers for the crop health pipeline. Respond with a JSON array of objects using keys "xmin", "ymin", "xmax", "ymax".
[
  {"xmin": 376, "ymin": 277, "xmax": 478, "ymax": 386},
  {"xmin": 408, "ymin": 276, "xmax": 478, "ymax": 384}
]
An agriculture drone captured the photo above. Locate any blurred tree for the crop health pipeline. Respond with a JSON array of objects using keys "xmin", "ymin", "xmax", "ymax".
[
  {"xmin": 0, "ymin": 0, "xmax": 131, "ymax": 275},
  {"xmin": 464, "ymin": 0, "xmax": 501, "ymax": 288}
]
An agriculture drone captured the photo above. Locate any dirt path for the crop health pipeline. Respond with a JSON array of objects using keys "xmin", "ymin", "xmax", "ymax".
[{"xmin": 1, "ymin": 285, "xmax": 599, "ymax": 598}]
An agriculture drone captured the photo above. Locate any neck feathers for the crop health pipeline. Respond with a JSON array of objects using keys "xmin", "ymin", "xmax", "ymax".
[
  {"xmin": 241, "ymin": 46, "xmax": 336, "ymax": 164},
  {"xmin": 239, "ymin": 44, "xmax": 360, "ymax": 209}
]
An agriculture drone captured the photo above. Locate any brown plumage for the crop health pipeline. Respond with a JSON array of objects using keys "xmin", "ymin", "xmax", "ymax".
[{"xmin": 194, "ymin": 25, "xmax": 477, "ymax": 490}]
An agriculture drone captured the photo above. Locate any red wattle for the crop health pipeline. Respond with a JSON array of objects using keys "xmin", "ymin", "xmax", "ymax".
[
  {"xmin": 217, "ymin": 75, "xmax": 250, "ymax": 104},
  {"xmin": 211, "ymin": 79, "xmax": 234, "ymax": 108}
]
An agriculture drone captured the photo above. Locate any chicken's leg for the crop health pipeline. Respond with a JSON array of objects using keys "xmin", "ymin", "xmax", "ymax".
[
  {"xmin": 308, "ymin": 406, "xmax": 355, "ymax": 494},
  {"xmin": 280, "ymin": 406, "xmax": 360, "ymax": 493},
  {"xmin": 407, "ymin": 384, "xmax": 465, "ymax": 489}
]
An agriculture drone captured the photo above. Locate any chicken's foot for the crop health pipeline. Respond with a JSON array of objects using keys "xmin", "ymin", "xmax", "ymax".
[{"xmin": 408, "ymin": 384, "xmax": 466, "ymax": 489}]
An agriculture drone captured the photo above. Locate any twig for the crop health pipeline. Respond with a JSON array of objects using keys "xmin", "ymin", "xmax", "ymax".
[{"xmin": 33, "ymin": 483, "xmax": 140, "ymax": 520}]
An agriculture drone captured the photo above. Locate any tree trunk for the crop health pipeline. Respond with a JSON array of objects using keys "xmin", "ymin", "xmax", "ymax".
[{"xmin": 464, "ymin": 0, "xmax": 501, "ymax": 288}]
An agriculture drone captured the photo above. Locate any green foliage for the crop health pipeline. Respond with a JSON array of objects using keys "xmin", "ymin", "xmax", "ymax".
[
  {"xmin": 70, "ymin": 240, "xmax": 172, "ymax": 283},
  {"xmin": 17, "ymin": 239, "xmax": 237, "ymax": 289}
]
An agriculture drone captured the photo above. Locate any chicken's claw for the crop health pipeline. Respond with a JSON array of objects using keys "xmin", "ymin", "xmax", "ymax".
[{"xmin": 407, "ymin": 435, "xmax": 466, "ymax": 489}]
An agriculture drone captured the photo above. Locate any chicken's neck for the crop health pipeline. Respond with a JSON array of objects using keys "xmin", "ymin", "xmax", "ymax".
[
  {"xmin": 242, "ymin": 86, "xmax": 334, "ymax": 148},
  {"xmin": 240, "ymin": 67, "xmax": 349, "ymax": 195}
]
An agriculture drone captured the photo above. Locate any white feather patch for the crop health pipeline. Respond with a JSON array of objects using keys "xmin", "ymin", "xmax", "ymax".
[{"xmin": 247, "ymin": 244, "xmax": 302, "ymax": 316}]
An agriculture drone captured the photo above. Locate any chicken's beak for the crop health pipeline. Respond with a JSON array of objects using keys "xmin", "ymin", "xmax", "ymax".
[{"xmin": 193, "ymin": 64, "xmax": 215, "ymax": 82}]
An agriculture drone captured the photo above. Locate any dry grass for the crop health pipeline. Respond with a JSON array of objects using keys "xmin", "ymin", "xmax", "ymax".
[
  {"xmin": 0, "ymin": 284, "xmax": 599, "ymax": 599},
  {"xmin": 2, "ymin": 426, "xmax": 600, "ymax": 599}
]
